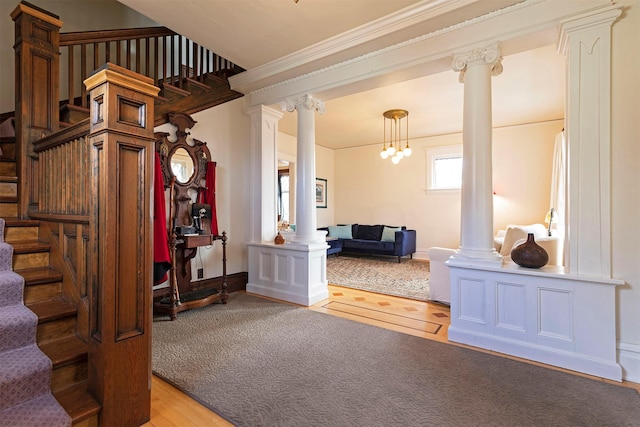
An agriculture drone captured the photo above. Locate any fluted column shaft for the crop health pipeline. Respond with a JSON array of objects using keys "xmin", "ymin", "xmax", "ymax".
[
  {"xmin": 450, "ymin": 43, "xmax": 502, "ymax": 265},
  {"xmin": 285, "ymin": 94, "xmax": 325, "ymax": 244}
]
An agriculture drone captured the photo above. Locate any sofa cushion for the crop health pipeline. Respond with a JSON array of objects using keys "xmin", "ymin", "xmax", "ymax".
[
  {"xmin": 381, "ymin": 226, "xmax": 401, "ymax": 242},
  {"xmin": 355, "ymin": 224, "xmax": 383, "ymax": 241},
  {"xmin": 328, "ymin": 224, "xmax": 353, "ymax": 239}
]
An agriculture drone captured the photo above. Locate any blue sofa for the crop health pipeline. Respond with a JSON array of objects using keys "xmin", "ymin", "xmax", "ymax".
[{"xmin": 320, "ymin": 224, "xmax": 417, "ymax": 263}]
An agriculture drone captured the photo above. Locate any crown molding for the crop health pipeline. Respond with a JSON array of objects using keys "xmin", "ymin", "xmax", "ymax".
[
  {"xmin": 238, "ymin": 0, "xmax": 615, "ymax": 108},
  {"xmin": 230, "ymin": 0, "xmax": 506, "ymax": 93}
]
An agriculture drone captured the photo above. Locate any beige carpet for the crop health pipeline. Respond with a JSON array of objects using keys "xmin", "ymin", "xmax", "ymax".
[
  {"xmin": 326, "ymin": 255, "xmax": 430, "ymax": 301},
  {"xmin": 152, "ymin": 292, "xmax": 640, "ymax": 427}
]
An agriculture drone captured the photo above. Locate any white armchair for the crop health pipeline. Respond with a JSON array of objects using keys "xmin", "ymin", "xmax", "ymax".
[
  {"xmin": 494, "ymin": 223, "xmax": 563, "ymax": 266},
  {"xmin": 427, "ymin": 247, "xmax": 456, "ymax": 305}
]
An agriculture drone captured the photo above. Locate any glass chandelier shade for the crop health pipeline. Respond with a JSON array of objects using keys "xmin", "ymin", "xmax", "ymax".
[{"xmin": 380, "ymin": 109, "xmax": 411, "ymax": 163}]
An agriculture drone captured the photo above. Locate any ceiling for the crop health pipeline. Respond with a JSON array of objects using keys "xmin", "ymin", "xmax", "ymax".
[{"xmin": 118, "ymin": 0, "xmax": 565, "ymax": 150}]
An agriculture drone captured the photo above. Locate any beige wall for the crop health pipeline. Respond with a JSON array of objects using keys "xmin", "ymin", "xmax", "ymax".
[
  {"xmin": 331, "ymin": 120, "xmax": 561, "ymax": 258},
  {"xmin": 611, "ymin": 0, "xmax": 640, "ymax": 371},
  {"xmin": 154, "ymin": 98, "xmax": 252, "ymax": 280}
]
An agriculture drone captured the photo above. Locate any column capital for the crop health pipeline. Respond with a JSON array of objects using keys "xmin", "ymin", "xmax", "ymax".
[
  {"xmin": 283, "ymin": 94, "xmax": 325, "ymax": 114},
  {"xmin": 452, "ymin": 43, "xmax": 503, "ymax": 82}
]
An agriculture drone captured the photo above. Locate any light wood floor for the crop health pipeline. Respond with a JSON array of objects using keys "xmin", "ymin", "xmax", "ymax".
[{"xmin": 142, "ymin": 285, "xmax": 639, "ymax": 426}]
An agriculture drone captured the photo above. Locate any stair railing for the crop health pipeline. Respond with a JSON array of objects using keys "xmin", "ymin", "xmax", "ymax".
[{"xmin": 60, "ymin": 27, "xmax": 242, "ymax": 109}]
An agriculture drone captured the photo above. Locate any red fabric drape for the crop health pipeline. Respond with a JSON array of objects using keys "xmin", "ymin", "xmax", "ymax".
[
  {"xmin": 153, "ymin": 151, "xmax": 171, "ymax": 284},
  {"xmin": 203, "ymin": 161, "xmax": 219, "ymax": 236}
]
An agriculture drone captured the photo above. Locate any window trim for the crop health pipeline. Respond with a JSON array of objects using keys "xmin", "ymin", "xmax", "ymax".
[{"xmin": 426, "ymin": 145, "xmax": 463, "ymax": 193}]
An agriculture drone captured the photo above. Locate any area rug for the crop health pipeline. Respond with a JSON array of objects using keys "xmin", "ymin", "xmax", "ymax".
[
  {"xmin": 326, "ymin": 255, "xmax": 430, "ymax": 301},
  {"xmin": 152, "ymin": 292, "xmax": 640, "ymax": 427}
]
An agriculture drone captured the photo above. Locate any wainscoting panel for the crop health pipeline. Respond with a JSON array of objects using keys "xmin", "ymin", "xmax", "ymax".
[
  {"xmin": 448, "ymin": 263, "xmax": 623, "ymax": 381},
  {"xmin": 247, "ymin": 242, "xmax": 329, "ymax": 306},
  {"xmin": 458, "ymin": 277, "xmax": 487, "ymax": 325},
  {"xmin": 496, "ymin": 281, "xmax": 527, "ymax": 336}
]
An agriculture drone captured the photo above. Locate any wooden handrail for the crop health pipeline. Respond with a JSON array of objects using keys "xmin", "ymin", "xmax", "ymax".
[{"xmin": 60, "ymin": 26, "xmax": 175, "ymax": 45}]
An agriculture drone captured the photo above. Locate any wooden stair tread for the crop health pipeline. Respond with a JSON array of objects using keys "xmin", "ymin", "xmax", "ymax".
[
  {"xmin": 3, "ymin": 218, "xmax": 40, "ymax": 227},
  {"xmin": 39, "ymin": 335, "xmax": 88, "ymax": 367},
  {"xmin": 18, "ymin": 266, "xmax": 63, "ymax": 286},
  {"xmin": 29, "ymin": 298, "xmax": 77, "ymax": 323},
  {"xmin": 0, "ymin": 176, "xmax": 18, "ymax": 183},
  {"xmin": 161, "ymin": 82, "xmax": 191, "ymax": 97},
  {"xmin": 11, "ymin": 240, "xmax": 50, "ymax": 253},
  {"xmin": 185, "ymin": 76, "xmax": 211, "ymax": 91},
  {"xmin": 59, "ymin": 104, "xmax": 89, "ymax": 114},
  {"xmin": 55, "ymin": 381, "xmax": 100, "ymax": 425},
  {"xmin": 0, "ymin": 196, "xmax": 18, "ymax": 203}
]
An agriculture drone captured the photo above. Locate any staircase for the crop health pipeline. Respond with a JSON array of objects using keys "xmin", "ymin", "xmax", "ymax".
[
  {"xmin": 0, "ymin": 135, "xmax": 100, "ymax": 425},
  {"xmin": 4, "ymin": 6, "xmax": 244, "ymax": 423}
]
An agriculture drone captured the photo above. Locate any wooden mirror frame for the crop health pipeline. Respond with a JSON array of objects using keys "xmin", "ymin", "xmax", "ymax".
[{"xmin": 155, "ymin": 112, "xmax": 211, "ymax": 229}]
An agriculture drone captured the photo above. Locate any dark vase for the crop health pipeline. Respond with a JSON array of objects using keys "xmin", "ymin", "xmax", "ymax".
[
  {"xmin": 510, "ymin": 233, "xmax": 549, "ymax": 268},
  {"xmin": 274, "ymin": 232, "xmax": 285, "ymax": 245}
]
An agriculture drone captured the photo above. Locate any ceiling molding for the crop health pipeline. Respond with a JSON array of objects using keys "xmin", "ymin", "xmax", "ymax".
[
  {"xmin": 239, "ymin": 0, "xmax": 611, "ymax": 108},
  {"xmin": 230, "ymin": 0, "xmax": 524, "ymax": 95}
]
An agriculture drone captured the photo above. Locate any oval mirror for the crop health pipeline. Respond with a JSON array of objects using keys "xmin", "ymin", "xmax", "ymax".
[{"xmin": 170, "ymin": 147, "xmax": 195, "ymax": 184}]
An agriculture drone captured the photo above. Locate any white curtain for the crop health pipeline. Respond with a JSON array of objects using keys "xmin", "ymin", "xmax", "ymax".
[{"xmin": 549, "ymin": 131, "xmax": 566, "ymax": 239}]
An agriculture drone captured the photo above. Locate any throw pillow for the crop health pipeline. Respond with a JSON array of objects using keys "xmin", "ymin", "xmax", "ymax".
[
  {"xmin": 381, "ymin": 226, "xmax": 400, "ymax": 242},
  {"xmin": 328, "ymin": 224, "xmax": 353, "ymax": 239},
  {"xmin": 355, "ymin": 224, "xmax": 383, "ymax": 240},
  {"xmin": 500, "ymin": 226, "xmax": 529, "ymax": 256}
]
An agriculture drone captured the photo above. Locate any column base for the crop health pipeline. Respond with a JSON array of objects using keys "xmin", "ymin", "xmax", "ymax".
[
  {"xmin": 292, "ymin": 229, "xmax": 327, "ymax": 245},
  {"xmin": 246, "ymin": 242, "xmax": 329, "ymax": 306}
]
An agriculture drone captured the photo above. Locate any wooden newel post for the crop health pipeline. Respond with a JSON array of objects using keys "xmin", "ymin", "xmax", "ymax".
[
  {"xmin": 84, "ymin": 63, "xmax": 159, "ymax": 426},
  {"xmin": 11, "ymin": 3, "xmax": 62, "ymax": 218}
]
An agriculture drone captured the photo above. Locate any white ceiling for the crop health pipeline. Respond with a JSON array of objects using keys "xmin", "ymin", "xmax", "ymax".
[{"xmin": 118, "ymin": 0, "xmax": 565, "ymax": 150}]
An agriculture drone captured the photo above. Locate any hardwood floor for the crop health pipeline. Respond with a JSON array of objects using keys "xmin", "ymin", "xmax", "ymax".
[{"xmin": 142, "ymin": 285, "xmax": 639, "ymax": 426}]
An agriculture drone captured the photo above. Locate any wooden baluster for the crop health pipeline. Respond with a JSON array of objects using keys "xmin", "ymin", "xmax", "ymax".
[
  {"xmin": 136, "ymin": 38, "xmax": 141, "ymax": 73},
  {"xmin": 68, "ymin": 46, "xmax": 74, "ymax": 105},
  {"xmin": 178, "ymin": 35, "xmax": 183, "ymax": 88},
  {"xmin": 81, "ymin": 44, "xmax": 87, "ymax": 108},
  {"xmin": 162, "ymin": 36, "xmax": 167, "ymax": 86},
  {"xmin": 193, "ymin": 42, "xmax": 199, "ymax": 81},
  {"xmin": 105, "ymin": 40, "xmax": 110, "ymax": 64},
  {"xmin": 116, "ymin": 39, "xmax": 122, "ymax": 66},
  {"xmin": 93, "ymin": 42, "xmax": 99, "ymax": 72},
  {"xmin": 145, "ymin": 37, "xmax": 150, "ymax": 78},
  {"xmin": 126, "ymin": 39, "xmax": 131, "ymax": 69},
  {"xmin": 170, "ymin": 34, "xmax": 175, "ymax": 85},
  {"xmin": 153, "ymin": 36, "xmax": 159, "ymax": 86}
]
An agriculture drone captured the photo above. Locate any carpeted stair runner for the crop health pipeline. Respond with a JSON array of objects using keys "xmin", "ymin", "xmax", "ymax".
[{"xmin": 0, "ymin": 218, "xmax": 70, "ymax": 427}]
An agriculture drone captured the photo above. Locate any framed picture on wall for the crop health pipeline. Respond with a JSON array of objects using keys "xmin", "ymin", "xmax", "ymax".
[{"xmin": 316, "ymin": 178, "xmax": 327, "ymax": 208}]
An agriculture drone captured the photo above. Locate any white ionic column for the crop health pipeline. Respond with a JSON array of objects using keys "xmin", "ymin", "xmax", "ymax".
[
  {"xmin": 246, "ymin": 105, "xmax": 283, "ymax": 243},
  {"xmin": 284, "ymin": 94, "xmax": 325, "ymax": 244},
  {"xmin": 449, "ymin": 43, "xmax": 502, "ymax": 266},
  {"xmin": 558, "ymin": 6, "xmax": 621, "ymax": 278}
]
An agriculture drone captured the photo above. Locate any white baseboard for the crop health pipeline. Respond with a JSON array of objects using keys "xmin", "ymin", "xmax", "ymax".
[
  {"xmin": 618, "ymin": 341, "xmax": 640, "ymax": 383},
  {"xmin": 449, "ymin": 327, "xmax": 622, "ymax": 381},
  {"xmin": 414, "ymin": 249, "xmax": 429, "ymax": 261}
]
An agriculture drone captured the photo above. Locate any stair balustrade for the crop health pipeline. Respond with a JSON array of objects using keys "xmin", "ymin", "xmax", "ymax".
[{"xmin": 59, "ymin": 27, "xmax": 243, "ymax": 112}]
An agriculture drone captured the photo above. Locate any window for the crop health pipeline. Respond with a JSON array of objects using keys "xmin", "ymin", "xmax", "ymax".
[
  {"xmin": 278, "ymin": 169, "xmax": 290, "ymax": 223},
  {"xmin": 426, "ymin": 145, "xmax": 463, "ymax": 191}
]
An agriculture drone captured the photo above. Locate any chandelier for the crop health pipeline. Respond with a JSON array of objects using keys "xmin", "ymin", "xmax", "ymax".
[{"xmin": 380, "ymin": 109, "xmax": 412, "ymax": 164}]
